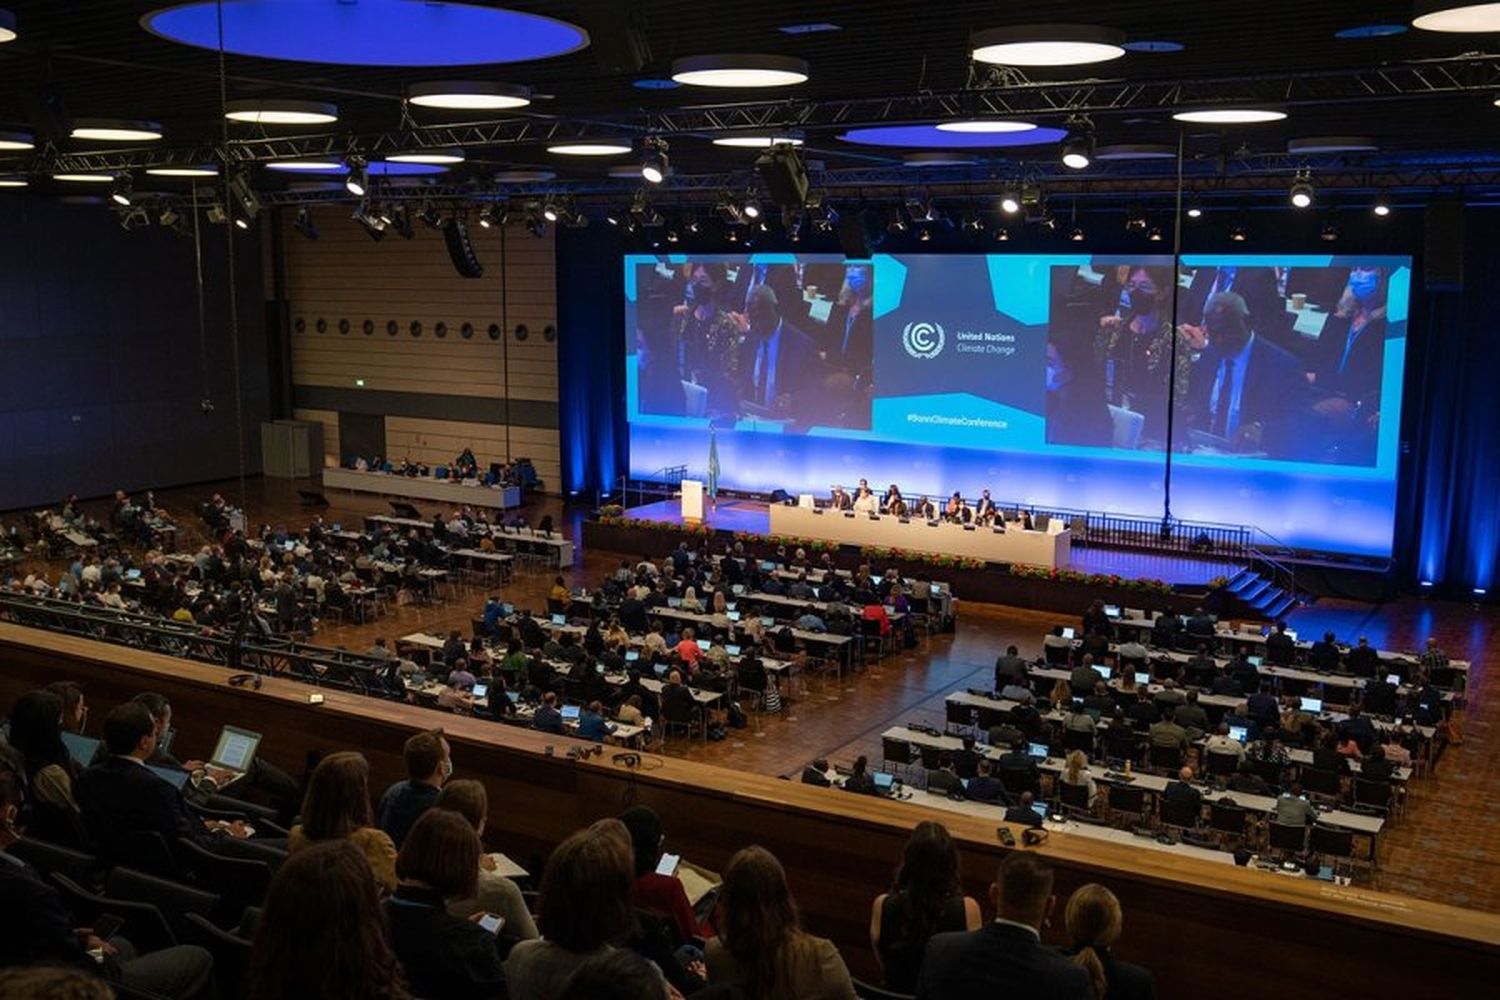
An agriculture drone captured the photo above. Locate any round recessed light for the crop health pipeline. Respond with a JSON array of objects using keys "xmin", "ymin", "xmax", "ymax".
[
  {"xmin": 1413, "ymin": 2, "xmax": 1500, "ymax": 32},
  {"xmin": 0, "ymin": 175, "xmax": 28, "ymax": 188},
  {"xmin": 903, "ymin": 152, "xmax": 977, "ymax": 166},
  {"xmin": 407, "ymin": 81, "xmax": 532, "ymax": 110},
  {"xmin": 225, "ymin": 99, "xmax": 339, "ymax": 125},
  {"xmin": 547, "ymin": 142, "xmax": 632, "ymax": 156},
  {"xmin": 970, "ymin": 24, "xmax": 1127, "ymax": 66},
  {"xmin": 839, "ymin": 123, "xmax": 1068, "ymax": 148},
  {"xmin": 70, "ymin": 118, "xmax": 164, "ymax": 142},
  {"xmin": 142, "ymin": 2, "xmax": 588, "ymax": 66},
  {"xmin": 0, "ymin": 128, "xmax": 34, "ymax": 150},
  {"xmin": 1094, "ymin": 143, "xmax": 1177, "ymax": 161},
  {"xmin": 632, "ymin": 77, "xmax": 681, "ymax": 90},
  {"xmin": 671, "ymin": 53, "xmax": 809, "ymax": 88},
  {"xmin": 935, "ymin": 118, "xmax": 1038, "ymax": 134},
  {"xmin": 711, "ymin": 134, "xmax": 805, "ymax": 147},
  {"xmin": 493, "ymin": 169, "xmax": 557, "ymax": 182},
  {"xmin": 0, "ymin": 8, "xmax": 14, "ymax": 44},
  {"xmin": 1287, "ymin": 136, "xmax": 1380, "ymax": 154},
  {"xmin": 1171, "ymin": 107, "xmax": 1287, "ymax": 124},
  {"xmin": 145, "ymin": 164, "xmax": 219, "ymax": 177},
  {"xmin": 1335, "ymin": 23, "xmax": 1409, "ymax": 38},
  {"xmin": 52, "ymin": 172, "xmax": 116, "ymax": 183},
  {"xmin": 1121, "ymin": 39, "xmax": 1184, "ymax": 52},
  {"xmin": 386, "ymin": 148, "xmax": 466, "ymax": 165},
  {"xmin": 265, "ymin": 158, "xmax": 346, "ymax": 173}
]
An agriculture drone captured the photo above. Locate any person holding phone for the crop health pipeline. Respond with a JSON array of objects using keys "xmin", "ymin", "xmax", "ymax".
[{"xmin": 620, "ymin": 805, "xmax": 706, "ymax": 946}]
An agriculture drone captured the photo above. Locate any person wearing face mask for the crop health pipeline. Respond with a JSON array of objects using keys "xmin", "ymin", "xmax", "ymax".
[
  {"xmin": 1183, "ymin": 291, "xmax": 1308, "ymax": 457},
  {"xmin": 1096, "ymin": 264, "xmax": 1188, "ymax": 445},
  {"xmin": 1307, "ymin": 266, "xmax": 1387, "ymax": 463},
  {"xmin": 829, "ymin": 263, "xmax": 874, "ymax": 380},
  {"xmin": 1046, "ymin": 330, "xmax": 1114, "ymax": 448},
  {"xmin": 673, "ymin": 261, "xmax": 745, "ymax": 416},
  {"xmin": 376, "ymin": 728, "xmax": 453, "ymax": 850},
  {"xmin": 1179, "ymin": 263, "xmax": 1291, "ymax": 347},
  {"xmin": 737, "ymin": 284, "xmax": 820, "ymax": 416}
]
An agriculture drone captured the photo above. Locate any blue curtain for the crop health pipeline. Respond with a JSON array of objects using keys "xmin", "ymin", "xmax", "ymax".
[
  {"xmin": 556, "ymin": 227, "xmax": 628, "ymax": 498},
  {"xmin": 1395, "ymin": 211, "xmax": 1500, "ymax": 596}
]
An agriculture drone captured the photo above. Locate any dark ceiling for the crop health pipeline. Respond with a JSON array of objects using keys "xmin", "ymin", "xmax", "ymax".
[{"xmin": 2, "ymin": 1, "xmax": 1500, "ymax": 205}]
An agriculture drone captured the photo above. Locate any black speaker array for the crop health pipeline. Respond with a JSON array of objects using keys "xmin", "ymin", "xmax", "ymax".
[
  {"xmin": 1424, "ymin": 200, "xmax": 1464, "ymax": 292},
  {"xmin": 443, "ymin": 217, "xmax": 484, "ymax": 279}
]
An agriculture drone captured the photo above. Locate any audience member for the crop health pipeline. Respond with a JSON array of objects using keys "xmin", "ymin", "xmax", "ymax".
[
  {"xmin": 247, "ymin": 840, "xmax": 410, "ymax": 1000},
  {"xmin": 290, "ymin": 751, "xmax": 398, "ymax": 892},
  {"xmin": 559, "ymin": 950, "xmax": 670, "ymax": 1000},
  {"xmin": 1162, "ymin": 766, "xmax": 1203, "ymax": 814},
  {"xmin": 436, "ymin": 780, "xmax": 539, "ymax": 939},
  {"xmin": 869, "ymin": 821, "xmax": 982, "ymax": 993},
  {"xmin": 1065, "ymin": 884, "xmax": 1156, "ymax": 1000},
  {"xmin": 1003, "ymin": 791, "xmax": 1045, "ymax": 828},
  {"xmin": 620, "ymin": 805, "xmax": 703, "ymax": 945},
  {"xmin": 377, "ymin": 728, "xmax": 451, "ymax": 848}
]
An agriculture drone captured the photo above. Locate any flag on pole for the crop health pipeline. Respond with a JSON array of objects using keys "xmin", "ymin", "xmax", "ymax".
[{"xmin": 707, "ymin": 428, "xmax": 720, "ymax": 501}]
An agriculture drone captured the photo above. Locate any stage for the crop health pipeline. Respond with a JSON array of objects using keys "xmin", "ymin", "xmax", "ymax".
[{"xmin": 616, "ymin": 498, "xmax": 1237, "ymax": 587}]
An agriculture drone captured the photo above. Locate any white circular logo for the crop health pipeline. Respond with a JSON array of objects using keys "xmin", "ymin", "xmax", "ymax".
[{"xmin": 902, "ymin": 320, "xmax": 945, "ymax": 359}]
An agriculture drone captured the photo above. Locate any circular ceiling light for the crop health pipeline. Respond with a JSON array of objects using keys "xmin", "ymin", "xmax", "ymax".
[
  {"xmin": 146, "ymin": 164, "xmax": 219, "ymax": 177},
  {"xmin": 0, "ymin": 175, "xmax": 27, "ymax": 188},
  {"xmin": 386, "ymin": 148, "xmax": 466, "ymax": 164},
  {"xmin": 225, "ymin": 99, "xmax": 338, "ymax": 125},
  {"xmin": 0, "ymin": 8, "xmax": 14, "ymax": 44},
  {"xmin": 935, "ymin": 118, "xmax": 1038, "ymax": 134},
  {"xmin": 607, "ymin": 164, "xmax": 647, "ymax": 178},
  {"xmin": 970, "ymin": 24, "xmax": 1127, "ymax": 66},
  {"xmin": 670, "ymin": 53, "xmax": 809, "ymax": 88},
  {"xmin": 0, "ymin": 128, "xmax": 34, "ymax": 150},
  {"xmin": 839, "ymin": 123, "xmax": 1068, "ymax": 148},
  {"xmin": 142, "ymin": 1, "xmax": 588, "ymax": 66},
  {"xmin": 266, "ymin": 158, "xmax": 346, "ymax": 173},
  {"xmin": 70, "ymin": 118, "xmax": 164, "ymax": 142},
  {"xmin": 711, "ymin": 134, "xmax": 805, "ymax": 147},
  {"xmin": 1171, "ymin": 107, "xmax": 1287, "ymax": 124},
  {"xmin": 1286, "ymin": 136, "xmax": 1379, "ymax": 154},
  {"xmin": 52, "ymin": 172, "xmax": 116, "ymax": 183},
  {"xmin": 1335, "ymin": 23, "xmax": 1408, "ymax": 38},
  {"xmin": 493, "ymin": 169, "xmax": 557, "ymax": 182},
  {"xmin": 903, "ymin": 152, "xmax": 977, "ymax": 166},
  {"xmin": 1413, "ymin": 2, "xmax": 1500, "ymax": 32},
  {"xmin": 1121, "ymin": 39, "xmax": 1184, "ymax": 52},
  {"xmin": 368, "ymin": 161, "xmax": 447, "ymax": 177},
  {"xmin": 1094, "ymin": 143, "xmax": 1177, "ymax": 160},
  {"xmin": 407, "ymin": 81, "xmax": 531, "ymax": 110},
  {"xmin": 547, "ymin": 142, "xmax": 632, "ymax": 156},
  {"xmin": 632, "ymin": 77, "xmax": 681, "ymax": 90}
]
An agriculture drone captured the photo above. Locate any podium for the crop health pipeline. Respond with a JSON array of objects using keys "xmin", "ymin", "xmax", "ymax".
[{"xmin": 681, "ymin": 479, "xmax": 705, "ymax": 522}]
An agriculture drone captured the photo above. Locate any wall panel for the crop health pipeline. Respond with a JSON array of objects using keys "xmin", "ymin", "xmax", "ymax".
[{"xmin": 384, "ymin": 415, "xmax": 561, "ymax": 487}]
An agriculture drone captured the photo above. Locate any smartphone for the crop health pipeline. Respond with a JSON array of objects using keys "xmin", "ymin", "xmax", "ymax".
[
  {"xmin": 655, "ymin": 852, "xmax": 681, "ymax": 877},
  {"xmin": 478, "ymin": 913, "xmax": 505, "ymax": 935}
]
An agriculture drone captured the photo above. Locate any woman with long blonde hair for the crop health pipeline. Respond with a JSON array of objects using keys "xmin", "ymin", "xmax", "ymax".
[{"xmin": 1064, "ymin": 883, "xmax": 1156, "ymax": 999}]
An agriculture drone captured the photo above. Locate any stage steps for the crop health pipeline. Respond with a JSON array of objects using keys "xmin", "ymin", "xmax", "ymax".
[{"xmin": 1224, "ymin": 566, "xmax": 1304, "ymax": 621}]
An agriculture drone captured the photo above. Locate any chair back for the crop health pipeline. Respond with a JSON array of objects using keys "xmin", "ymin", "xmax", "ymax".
[
  {"xmin": 1063, "ymin": 728, "xmax": 1095, "ymax": 753},
  {"xmin": 1106, "ymin": 783, "xmax": 1146, "ymax": 815},
  {"xmin": 1299, "ymin": 767, "xmax": 1341, "ymax": 799},
  {"xmin": 182, "ymin": 912, "xmax": 253, "ymax": 1000},
  {"xmin": 1058, "ymin": 780, "xmax": 1091, "ymax": 811},
  {"xmin": 1159, "ymin": 796, "xmax": 1200, "ymax": 829},
  {"xmin": 882, "ymin": 737, "xmax": 913, "ymax": 767},
  {"xmin": 1148, "ymin": 744, "xmax": 1183, "ymax": 772},
  {"xmin": 1209, "ymin": 800, "xmax": 1247, "ymax": 835},
  {"xmin": 1310, "ymin": 824, "xmax": 1354, "ymax": 859},
  {"xmin": 104, "ymin": 866, "xmax": 221, "ymax": 941},
  {"xmin": 1353, "ymin": 778, "xmax": 1392, "ymax": 812},
  {"xmin": 52, "ymin": 873, "xmax": 177, "ymax": 953},
  {"xmin": 1205, "ymin": 751, "xmax": 1240, "ymax": 778},
  {"xmin": 177, "ymin": 838, "xmax": 275, "ymax": 924},
  {"xmin": 1251, "ymin": 756, "xmax": 1285, "ymax": 789},
  {"xmin": 8, "ymin": 837, "xmax": 98, "ymax": 885},
  {"xmin": 1268, "ymin": 822, "xmax": 1308, "ymax": 853}
]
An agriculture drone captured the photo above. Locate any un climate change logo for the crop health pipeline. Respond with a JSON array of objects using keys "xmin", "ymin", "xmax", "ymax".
[{"xmin": 902, "ymin": 320, "xmax": 946, "ymax": 359}]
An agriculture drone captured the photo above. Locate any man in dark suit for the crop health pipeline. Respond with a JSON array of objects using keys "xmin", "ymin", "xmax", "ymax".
[
  {"xmin": 1308, "ymin": 631, "xmax": 1342, "ymax": 672},
  {"xmin": 737, "ymin": 285, "xmax": 820, "ymax": 416},
  {"xmin": 1162, "ymin": 765, "xmax": 1204, "ymax": 815},
  {"xmin": 800, "ymin": 758, "xmax": 833, "ymax": 787},
  {"xmin": 1183, "ymin": 292, "xmax": 1310, "ymax": 458},
  {"xmin": 1003, "ymin": 791, "xmax": 1045, "ymax": 828},
  {"xmin": 993, "ymin": 645, "xmax": 1028, "ymax": 692},
  {"xmin": 1346, "ymin": 636, "xmax": 1380, "ymax": 678},
  {"xmin": 1265, "ymin": 621, "xmax": 1297, "ymax": 666},
  {"xmin": 1180, "ymin": 264, "xmax": 1291, "ymax": 344},
  {"xmin": 965, "ymin": 758, "xmax": 1011, "ymax": 805},
  {"xmin": 74, "ymin": 703, "xmax": 250, "ymax": 852},
  {"xmin": 532, "ymin": 692, "xmax": 565, "ymax": 735},
  {"xmin": 917, "ymin": 852, "xmax": 1093, "ymax": 999}
]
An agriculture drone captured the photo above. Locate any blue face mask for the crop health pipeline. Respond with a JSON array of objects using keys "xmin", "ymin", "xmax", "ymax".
[
  {"xmin": 1348, "ymin": 270, "xmax": 1379, "ymax": 302},
  {"xmin": 1045, "ymin": 364, "xmax": 1065, "ymax": 392}
]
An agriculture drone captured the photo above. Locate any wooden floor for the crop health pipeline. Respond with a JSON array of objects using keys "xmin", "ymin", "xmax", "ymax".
[{"xmin": 9, "ymin": 475, "xmax": 1499, "ymax": 913}]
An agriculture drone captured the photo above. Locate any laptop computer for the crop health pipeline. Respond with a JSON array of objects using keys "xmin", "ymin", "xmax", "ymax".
[
  {"xmin": 760, "ymin": 560, "xmax": 777, "ymax": 572},
  {"xmin": 761, "ymin": 616, "xmax": 776, "ymax": 627},
  {"xmin": 501, "ymin": 603, "xmax": 515, "ymax": 616},
  {"xmin": 726, "ymin": 644, "xmax": 741, "ymax": 656},
  {"xmin": 124, "ymin": 568, "xmax": 142, "ymax": 581},
  {"xmin": 1285, "ymin": 630, "xmax": 1299, "ymax": 642},
  {"xmin": 206, "ymin": 725, "xmax": 262, "ymax": 786},
  {"xmin": 146, "ymin": 764, "xmax": 191, "ymax": 790},
  {"xmin": 731, "ymin": 584, "xmax": 745, "ymax": 595},
  {"xmin": 1300, "ymin": 696, "xmax": 1323, "ymax": 713},
  {"xmin": 1027, "ymin": 742, "xmax": 1049, "ymax": 760},
  {"xmin": 1061, "ymin": 627, "xmax": 1076, "ymax": 640},
  {"xmin": 654, "ymin": 664, "xmax": 669, "ymax": 678},
  {"xmin": 1095, "ymin": 665, "xmax": 1112, "ymax": 680},
  {"xmin": 1248, "ymin": 655, "xmax": 1264, "ymax": 667},
  {"xmin": 1103, "ymin": 604, "xmax": 1121, "ymax": 618},
  {"xmin": 560, "ymin": 705, "xmax": 581, "ymax": 722},
  {"xmin": 1031, "ymin": 802, "xmax": 1050, "ymax": 820},
  {"xmin": 696, "ymin": 639, "xmax": 711, "ymax": 652},
  {"xmin": 505, "ymin": 691, "xmax": 520, "ymax": 705},
  {"xmin": 872, "ymin": 772, "xmax": 895, "ymax": 792},
  {"xmin": 727, "ymin": 611, "xmax": 741, "ymax": 622},
  {"xmin": 550, "ymin": 613, "xmax": 566, "ymax": 626},
  {"xmin": 61, "ymin": 732, "xmax": 101, "ymax": 768},
  {"xmin": 1385, "ymin": 673, "xmax": 1401, "ymax": 686},
  {"xmin": 1135, "ymin": 671, "xmax": 1151, "ymax": 685},
  {"xmin": 1228, "ymin": 725, "xmax": 1249, "ymax": 743},
  {"xmin": 625, "ymin": 650, "xmax": 640, "ymax": 662},
  {"xmin": 667, "ymin": 596, "xmax": 682, "ymax": 608},
  {"xmin": 472, "ymin": 683, "xmax": 488, "ymax": 700}
]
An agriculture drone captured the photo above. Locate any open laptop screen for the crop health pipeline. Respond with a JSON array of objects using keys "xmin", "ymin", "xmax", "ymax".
[
  {"xmin": 211, "ymin": 726, "xmax": 262, "ymax": 772},
  {"xmin": 147, "ymin": 764, "xmax": 191, "ymax": 790},
  {"xmin": 1027, "ymin": 742, "xmax": 1049, "ymax": 759},
  {"xmin": 560, "ymin": 705, "xmax": 581, "ymax": 722},
  {"xmin": 1300, "ymin": 696, "xmax": 1323, "ymax": 713},
  {"xmin": 872, "ymin": 772, "xmax": 895, "ymax": 791},
  {"xmin": 61, "ymin": 732, "xmax": 100, "ymax": 768}
]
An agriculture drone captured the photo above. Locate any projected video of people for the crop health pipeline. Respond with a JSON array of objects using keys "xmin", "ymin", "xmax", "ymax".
[
  {"xmin": 631, "ymin": 258, "xmax": 874, "ymax": 430},
  {"xmin": 1047, "ymin": 259, "xmax": 1400, "ymax": 466}
]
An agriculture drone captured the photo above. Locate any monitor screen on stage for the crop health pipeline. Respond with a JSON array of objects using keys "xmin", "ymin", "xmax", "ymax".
[{"xmin": 624, "ymin": 253, "xmax": 1411, "ymax": 556}]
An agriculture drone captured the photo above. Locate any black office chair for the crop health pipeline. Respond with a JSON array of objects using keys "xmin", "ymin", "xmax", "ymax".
[
  {"xmin": 1103, "ymin": 727, "xmax": 1141, "ymax": 767},
  {"xmin": 854, "ymin": 979, "xmax": 917, "ymax": 1000},
  {"xmin": 104, "ymin": 866, "xmax": 221, "ymax": 942},
  {"xmin": 1058, "ymin": 780, "xmax": 1092, "ymax": 816},
  {"xmin": 1268, "ymin": 821, "xmax": 1309, "ymax": 858},
  {"xmin": 177, "ymin": 838, "xmax": 274, "ymax": 926},
  {"xmin": 1209, "ymin": 800, "xmax": 1249, "ymax": 847},
  {"xmin": 182, "ymin": 912, "xmax": 253, "ymax": 1000},
  {"xmin": 1062, "ymin": 728, "xmax": 1095, "ymax": 754},
  {"xmin": 52, "ymin": 873, "xmax": 177, "ymax": 954},
  {"xmin": 1352, "ymin": 778, "xmax": 1393, "ymax": 817},
  {"xmin": 945, "ymin": 700, "xmax": 974, "ymax": 736},
  {"xmin": 1204, "ymin": 751, "xmax": 1240, "ymax": 782},
  {"xmin": 7, "ymin": 837, "xmax": 98, "ymax": 885},
  {"xmin": 882, "ymin": 736, "xmax": 914, "ymax": 778},
  {"xmin": 1000, "ymin": 768, "xmax": 1040, "ymax": 799},
  {"xmin": 1299, "ymin": 766, "xmax": 1342, "ymax": 802},
  {"xmin": 1310, "ymin": 824, "xmax": 1356, "ymax": 874},
  {"xmin": 1158, "ymin": 796, "xmax": 1201, "ymax": 836},
  {"xmin": 102, "ymin": 830, "xmax": 181, "ymax": 879},
  {"xmin": 1148, "ymin": 744, "xmax": 1184, "ymax": 774},
  {"xmin": 1106, "ymin": 783, "xmax": 1148, "ymax": 828},
  {"xmin": 1251, "ymin": 756, "xmax": 1286, "ymax": 791},
  {"xmin": 917, "ymin": 743, "xmax": 943, "ymax": 771}
]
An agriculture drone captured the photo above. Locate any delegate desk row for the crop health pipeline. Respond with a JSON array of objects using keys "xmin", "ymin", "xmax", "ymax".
[{"xmin": 364, "ymin": 513, "xmax": 574, "ymax": 567}]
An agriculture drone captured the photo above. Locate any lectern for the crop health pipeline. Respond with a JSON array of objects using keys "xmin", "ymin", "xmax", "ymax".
[{"xmin": 681, "ymin": 479, "xmax": 705, "ymax": 522}]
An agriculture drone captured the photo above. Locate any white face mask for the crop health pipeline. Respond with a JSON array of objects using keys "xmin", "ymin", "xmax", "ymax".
[{"xmin": 440, "ymin": 757, "xmax": 453, "ymax": 782}]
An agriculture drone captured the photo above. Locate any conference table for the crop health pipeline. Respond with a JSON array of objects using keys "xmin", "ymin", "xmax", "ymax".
[
  {"xmin": 325, "ymin": 467, "xmax": 522, "ymax": 510},
  {"xmin": 364, "ymin": 513, "xmax": 575, "ymax": 567},
  {"xmin": 767, "ymin": 503, "xmax": 1071, "ymax": 569}
]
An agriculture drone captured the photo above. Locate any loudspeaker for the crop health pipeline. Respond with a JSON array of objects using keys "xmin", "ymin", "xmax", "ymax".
[
  {"xmin": 1424, "ymin": 200, "xmax": 1464, "ymax": 291},
  {"xmin": 585, "ymin": 5, "xmax": 651, "ymax": 74},
  {"xmin": 837, "ymin": 208, "xmax": 883, "ymax": 259},
  {"xmin": 443, "ymin": 217, "xmax": 484, "ymax": 279},
  {"xmin": 756, "ymin": 146, "xmax": 810, "ymax": 211}
]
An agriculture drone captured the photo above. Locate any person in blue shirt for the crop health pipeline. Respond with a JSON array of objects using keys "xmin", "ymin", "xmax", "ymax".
[
  {"xmin": 532, "ymin": 692, "xmax": 564, "ymax": 735},
  {"xmin": 576, "ymin": 701, "xmax": 616, "ymax": 743},
  {"xmin": 482, "ymin": 595, "xmax": 505, "ymax": 636}
]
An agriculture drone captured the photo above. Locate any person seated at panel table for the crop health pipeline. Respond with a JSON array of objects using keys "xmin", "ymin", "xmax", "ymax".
[
  {"xmin": 1265, "ymin": 620, "xmax": 1297, "ymax": 665},
  {"xmin": 974, "ymin": 489, "xmax": 998, "ymax": 525},
  {"xmin": 851, "ymin": 483, "xmax": 879, "ymax": 514},
  {"xmin": 943, "ymin": 491, "xmax": 972, "ymax": 524},
  {"xmin": 882, "ymin": 484, "xmax": 905, "ymax": 515},
  {"xmin": 912, "ymin": 495, "xmax": 939, "ymax": 521},
  {"xmin": 1003, "ymin": 792, "xmax": 1045, "ymax": 829},
  {"xmin": 1346, "ymin": 636, "xmax": 1380, "ymax": 678},
  {"xmin": 829, "ymin": 484, "xmax": 853, "ymax": 510},
  {"xmin": 1308, "ymin": 631, "xmax": 1342, "ymax": 672}
]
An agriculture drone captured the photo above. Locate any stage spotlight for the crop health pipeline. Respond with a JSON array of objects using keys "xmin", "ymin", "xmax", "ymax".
[
  {"xmin": 995, "ymin": 226, "xmax": 1010, "ymax": 241},
  {"xmin": 686, "ymin": 218, "xmax": 701, "ymax": 234},
  {"xmin": 715, "ymin": 192, "xmax": 745, "ymax": 224},
  {"xmin": 110, "ymin": 174, "xmax": 133, "ymax": 207},
  {"xmin": 353, "ymin": 200, "xmax": 386, "ymax": 240},
  {"xmin": 345, "ymin": 158, "xmax": 368, "ymax": 197},
  {"xmin": 742, "ymin": 196, "xmax": 762, "ymax": 220},
  {"xmin": 640, "ymin": 139, "xmax": 668, "ymax": 184},
  {"xmin": 917, "ymin": 227, "xmax": 932, "ymax": 242},
  {"xmin": 1061, "ymin": 132, "xmax": 1094, "ymax": 170},
  {"xmin": 206, "ymin": 203, "xmax": 228, "ymax": 225},
  {"xmin": 1290, "ymin": 172, "xmax": 1314, "ymax": 209},
  {"xmin": 1186, "ymin": 201, "xmax": 1203, "ymax": 219},
  {"xmin": 566, "ymin": 209, "xmax": 589, "ymax": 228},
  {"xmin": 478, "ymin": 203, "xmax": 498, "ymax": 228},
  {"xmin": 233, "ymin": 216, "xmax": 250, "ymax": 231},
  {"xmin": 1148, "ymin": 226, "xmax": 1164, "ymax": 241},
  {"xmin": 1373, "ymin": 195, "xmax": 1392, "ymax": 217},
  {"xmin": 605, "ymin": 211, "xmax": 621, "ymax": 226},
  {"xmin": 293, "ymin": 205, "xmax": 320, "ymax": 240},
  {"xmin": 1124, "ymin": 205, "xmax": 1147, "ymax": 232},
  {"xmin": 666, "ymin": 228, "xmax": 679, "ymax": 243},
  {"xmin": 1230, "ymin": 221, "xmax": 1248, "ymax": 242},
  {"xmin": 999, "ymin": 188, "xmax": 1021, "ymax": 214},
  {"xmin": 390, "ymin": 203, "xmax": 415, "ymax": 240},
  {"xmin": 418, "ymin": 199, "xmax": 443, "ymax": 229},
  {"xmin": 1320, "ymin": 220, "xmax": 1339, "ymax": 242},
  {"xmin": 1069, "ymin": 226, "xmax": 1086, "ymax": 241},
  {"xmin": 542, "ymin": 200, "xmax": 560, "ymax": 223},
  {"xmin": 157, "ymin": 204, "xmax": 180, "ymax": 228}
]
